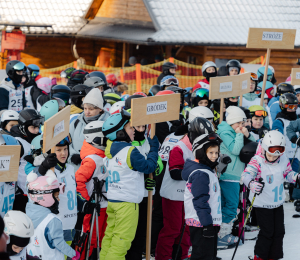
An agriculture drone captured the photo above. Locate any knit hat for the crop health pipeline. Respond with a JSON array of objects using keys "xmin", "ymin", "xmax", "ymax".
[
  {"xmin": 83, "ymin": 88, "xmax": 104, "ymax": 110},
  {"xmin": 226, "ymin": 106, "xmax": 246, "ymax": 125}
]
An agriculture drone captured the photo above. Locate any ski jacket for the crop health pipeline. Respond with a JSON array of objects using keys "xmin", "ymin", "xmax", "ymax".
[{"xmin": 193, "ymin": 78, "xmax": 210, "ymax": 91}]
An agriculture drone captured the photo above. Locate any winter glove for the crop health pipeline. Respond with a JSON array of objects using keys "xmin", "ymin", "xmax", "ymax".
[
  {"xmin": 33, "ymin": 153, "xmax": 47, "ymax": 166},
  {"xmin": 145, "ymin": 178, "xmax": 156, "ymax": 191},
  {"xmin": 203, "ymin": 225, "xmax": 214, "ymax": 238},
  {"xmin": 24, "ymin": 155, "xmax": 34, "ymax": 165},
  {"xmin": 155, "ymin": 159, "xmax": 163, "ymax": 176},
  {"xmin": 148, "ymin": 136, "xmax": 159, "ymax": 151},
  {"xmin": 82, "ymin": 200, "xmax": 99, "ymax": 215},
  {"xmin": 71, "ymin": 154, "xmax": 82, "ymax": 165},
  {"xmin": 249, "ymin": 180, "xmax": 264, "ymax": 195},
  {"xmin": 291, "ymin": 136, "xmax": 300, "ymax": 146},
  {"xmin": 72, "ymin": 251, "xmax": 80, "ymax": 260},
  {"xmin": 216, "ymin": 154, "xmax": 232, "ymax": 175},
  {"xmin": 39, "ymin": 153, "xmax": 58, "ymax": 176}
]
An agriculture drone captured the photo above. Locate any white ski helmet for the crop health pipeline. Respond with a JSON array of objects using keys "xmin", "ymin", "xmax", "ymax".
[
  {"xmin": 261, "ymin": 130, "xmax": 286, "ymax": 155},
  {"xmin": 294, "ymin": 85, "xmax": 300, "ymax": 94},
  {"xmin": 4, "ymin": 210, "xmax": 34, "ymax": 238},
  {"xmin": 110, "ymin": 101, "xmax": 125, "ymax": 115},
  {"xmin": 83, "ymin": 121, "xmax": 106, "ymax": 150},
  {"xmin": 1, "ymin": 110, "xmax": 19, "ymax": 128},
  {"xmin": 189, "ymin": 106, "xmax": 214, "ymax": 123},
  {"xmin": 202, "ymin": 61, "xmax": 217, "ymax": 73}
]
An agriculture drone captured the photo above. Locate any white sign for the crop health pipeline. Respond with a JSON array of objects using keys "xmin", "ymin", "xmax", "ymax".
[
  {"xmin": 242, "ymin": 80, "xmax": 247, "ymax": 90},
  {"xmin": 0, "ymin": 156, "xmax": 11, "ymax": 171},
  {"xmin": 296, "ymin": 72, "xmax": 300, "ymax": 80},
  {"xmin": 146, "ymin": 101, "xmax": 167, "ymax": 115},
  {"xmin": 262, "ymin": 32, "xmax": 283, "ymax": 41},
  {"xmin": 219, "ymin": 82, "xmax": 233, "ymax": 93},
  {"xmin": 53, "ymin": 120, "xmax": 65, "ymax": 137}
]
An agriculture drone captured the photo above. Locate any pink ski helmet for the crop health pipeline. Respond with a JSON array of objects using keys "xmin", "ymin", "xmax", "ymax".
[
  {"xmin": 27, "ymin": 172, "xmax": 65, "ymax": 207},
  {"xmin": 36, "ymin": 77, "xmax": 52, "ymax": 94}
]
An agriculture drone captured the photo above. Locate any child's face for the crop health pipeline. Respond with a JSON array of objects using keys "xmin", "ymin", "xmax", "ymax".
[
  {"xmin": 12, "ymin": 244, "xmax": 24, "ymax": 254},
  {"xmin": 28, "ymin": 125, "xmax": 39, "ymax": 134},
  {"xmin": 169, "ymin": 68, "xmax": 176, "ymax": 74},
  {"xmin": 206, "ymin": 146, "xmax": 219, "ymax": 162},
  {"xmin": 252, "ymin": 116, "xmax": 264, "ymax": 129},
  {"xmin": 124, "ymin": 122, "xmax": 135, "ymax": 142},
  {"xmin": 266, "ymin": 152, "xmax": 279, "ymax": 162},
  {"xmin": 296, "ymin": 93, "xmax": 300, "ymax": 103},
  {"xmin": 245, "ymin": 119, "xmax": 251, "ymax": 127},
  {"xmin": 97, "ymin": 86, "xmax": 104, "ymax": 92},
  {"xmin": 53, "ymin": 191, "xmax": 60, "ymax": 201},
  {"xmin": 250, "ymin": 80, "xmax": 256, "ymax": 92},
  {"xmin": 84, "ymin": 104, "xmax": 102, "ymax": 117},
  {"xmin": 206, "ymin": 67, "xmax": 216, "ymax": 73},
  {"xmin": 55, "ymin": 145, "xmax": 68, "ymax": 164},
  {"xmin": 270, "ymin": 89, "xmax": 275, "ymax": 97},
  {"xmin": 229, "ymin": 68, "xmax": 239, "ymax": 76},
  {"xmin": 264, "ymin": 99, "xmax": 268, "ymax": 107},
  {"xmin": 198, "ymin": 100, "xmax": 209, "ymax": 107},
  {"xmin": 135, "ymin": 125, "xmax": 145, "ymax": 132},
  {"xmin": 231, "ymin": 121, "xmax": 244, "ymax": 130},
  {"xmin": 5, "ymin": 120, "xmax": 18, "ymax": 132}
]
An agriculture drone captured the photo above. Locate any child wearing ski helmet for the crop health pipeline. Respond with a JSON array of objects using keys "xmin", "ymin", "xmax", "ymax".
[
  {"xmin": 100, "ymin": 111, "xmax": 159, "ymax": 260},
  {"xmin": 0, "ymin": 110, "xmax": 19, "ymax": 135},
  {"xmin": 75, "ymin": 121, "xmax": 109, "ymax": 259},
  {"xmin": 217, "ymin": 106, "xmax": 256, "ymax": 249},
  {"xmin": 191, "ymin": 88, "xmax": 211, "ymax": 108},
  {"xmin": 67, "ymin": 70, "xmax": 88, "ymax": 89},
  {"xmin": 182, "ymin": 118, "xmax": 223, "ymax": 260},
  {"xmin": 157, "ymin": 62, "xmax": 177, "ymax": 85},
  {"xmin": 272, "ymin": 93, "xmax": 299, "ymax": 171},
  {"xmin": 160, "ymin": 75, "xmax": 179, "ymax": 90},
  {"xmin": 241, "ymin": 131, "xmax": 299, "ymax": 260},
  {"xmin": 193, "ymin": 61, "xmax": 217, "ymax": 91},
  {"xmin": 4, "ymin": 210, "xmax": 34, "ymax": 260},
  {"xmin": 0, "ymin": 60, "xmax": 27, "ymax": 112},
  {"xmin": 226, "ymin": 60, "xmax": 241, "ymax": 76},
  {"xmin": 50, "ymin": 85, "xmax": 71, "ymax": 105},
  {"xmin": 70, "ymin": 84, "xmax": 92, "ymax": 115},
  {"xmin": 240, "ymin": 73, "xmax": 260, "ymax": 108},
  {"xmin": 69, "ymin": 88, "xmax": 110, "ymax": 172},
  {"xmin": 249, "ymin": 105, "xmax": 269, "ymax": 141},
  {"xmin": 294, "ymin": 85, "xmax": 300, "ymax": 116},
  {"xmin": 26, "ymin": 173, "xmax": 80, "ymax": 260},
  {"xmin": 257, "ymin": 66, "xmax": 275, "ymax": 84},
  {"xmin": 60, "ymin": 67, "xmax": 76, "ymax": 85},
  {"xmin": 106, "ymin": 73, "xmax": 128, "ymax": 96}
]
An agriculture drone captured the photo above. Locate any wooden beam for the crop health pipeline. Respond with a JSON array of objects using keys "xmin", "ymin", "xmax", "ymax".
[
  {"xmin": 175, "ymin": 46, "xmax": 184, "ymax": 57},
  {"xmin": 85, "ymin": 0, "xmax": 105, "ymax": 20}
]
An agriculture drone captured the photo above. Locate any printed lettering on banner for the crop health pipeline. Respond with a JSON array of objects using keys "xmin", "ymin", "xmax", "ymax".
[
  {"xmin": 146, "ymin": 101, "xmax": 167, "ymax": 115},
  {"xmin": 53, "ymin": 120, "xmax": 65, "ymax": 137},
  {"xmin": 219, "ymin": 82, "xmax": 233, "ymax": 92},
  {"xmin": 262, "ymin": 32, "xmax": 283, "ymax": 41},
  {"xmin": 0, "ymin": 156, "xmax": 11, "ymax": 171}
]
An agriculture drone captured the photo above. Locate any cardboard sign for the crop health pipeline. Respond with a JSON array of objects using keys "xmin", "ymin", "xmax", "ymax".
[
  {"xmin": 291, "ymin": 68, "xmax": 300, "ymax": 85},
  {"xmin": 247, "ymin": 28, "xmax": 296, "ymax": 49},
  {"xmin": 131, "ymin": 94, "xmax": 180, "ymax": 127},
  {"xmin": 43, "ymin": 106, "xmax": 71, "ymax": 153},
  {"xmin": 209, "ymin": 73, "xmax": 251, "ymax": 100},
  {"xmin": 0, "ymin": 145, "xmax": 21, "ymax": 182}
]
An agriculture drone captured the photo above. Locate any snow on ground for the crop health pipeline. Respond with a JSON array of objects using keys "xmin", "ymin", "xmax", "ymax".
[{"xmin": 218, "ymin": 203, "xmax": 300, "ymax": 260}]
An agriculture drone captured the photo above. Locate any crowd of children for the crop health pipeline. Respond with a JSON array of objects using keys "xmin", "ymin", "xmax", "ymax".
[{"xmin": 0, "ymin": 58, "xmax": 299, "ymax": 260}]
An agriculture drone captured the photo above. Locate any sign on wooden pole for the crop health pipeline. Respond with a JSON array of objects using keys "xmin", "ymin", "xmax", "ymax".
[
  {"xmin": 209, "ymin": 73, "xmax": 251, "ymax": 123},
  {"xmin": 131, "ymin": 94, "xmax": 180, "ymax": 260},
  {"xmin": 43, "ymin": 106, "xmax": 71, "ymax": 153},
  {"xmin": 291, "ymin": 68, "xmax": 300, "ymax": 85},
  {"xmin": 246, "ymin": 28, "xmax": 296, "ymax": 106},
  {"xmin": 0, "ymin": 145, "xmax": 21, "ymax": 182}
]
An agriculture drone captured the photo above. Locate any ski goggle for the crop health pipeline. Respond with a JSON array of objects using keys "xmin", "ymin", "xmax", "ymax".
[
  {"xmin": 161, "ymin": 77, "xmax": 179, "ymax": 87},
  {"xmin": 31, "ymin": 70, "xmax": 39, "ymax": 78},
  {"xmin": 251, "ymin": 110, "xmax": 267, "ymax": 117},
  {"xmin": 192, "ymin": 88, "xmax": 209, "ymax": 98},
  {"xmin": 267, "ymin": 75, "xmax": 273, "ymax": 81},
  {"xmin": 250, "ymin": 73, "xmax": 258, "ymax": 81},
  {"xmin": 13, "ymin": 62, "xmax": 26, "ymax": 71},
  {"xmin": 31, "ymin": 118, "xmax": 45, "ymax": 127},
  {"xmin": 282, "ymin": 104, "xmax": 298, "ymax": 110},
  {"xmin": 267, "ymin": 146, "xmax": 285, "ymax": 155},
  {"xmin": 57, "ymin": 135, "xmax": 72, "ymax": 146}
]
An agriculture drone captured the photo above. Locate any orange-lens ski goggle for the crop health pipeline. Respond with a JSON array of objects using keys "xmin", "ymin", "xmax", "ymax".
[
  {"xmin": 282, "ymin": 104, "xmax": 298, "ymax": 110},
  {"xmin": 252, "ymin": 110, "xmax": 267, "ymax": 117},
  {"xmin": 251, "ymin": 73, "xmax": 258, "ymax": 81},
  {"xmin": 268, "ymin": 146, "xmax": 285, "ymax": 154}
]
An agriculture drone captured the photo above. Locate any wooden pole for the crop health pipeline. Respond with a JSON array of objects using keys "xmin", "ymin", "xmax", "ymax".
[
  {"xmin": 260, "ymin": 48, "xmax": 271, "ymax": 106},
  {"xmin": 219, "ymin": 98, "xmax": 224, "ymax": 123},
  {"xmin": 239, "ymin": 94, "xmax": 243, "ymax": 106},
  {"xmin": 146, "ymin": 123, "xmax": 155, "ymax": 260},
  {"xmin": 122, "ymin": 42, "xmax": 126, "ymax": 68},
  {"xmin": 136, "ymin": 63, "xmax": 142, "ymax": 92}
]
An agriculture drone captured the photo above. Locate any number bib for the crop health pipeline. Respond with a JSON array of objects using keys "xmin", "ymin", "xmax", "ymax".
[
  {"xmin": 242, "ymin": 97, "xmax": 261, "ymax": 109},
  {"xmin": 55, "ymin": 164, "xmax": 77, "ymax": 231},
  {"xmin": 158, "ymin": 133, "xmax": 184, "ymax": 162},
  {"xmin": 0, "ymin": 182, "xmax": 15, "ymax": 218},
  {"xmin": 8, "ymin": 87, "xmax": 23, "ymax": 112},
  {"xmin": 249, "ymin": 155, "xmax": 288, "ymax": 208},
  {"xmin": 10, "ymin": 246, "xmax": 27, "ymax": 260}
]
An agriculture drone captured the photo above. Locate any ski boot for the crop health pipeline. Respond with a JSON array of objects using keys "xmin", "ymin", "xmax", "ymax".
[
  {"xmin": 293, "ymin": 199, "xmax": 300, "ymax": 218},
  {"xmin": 217, "ymin": 221, "xmax": 242, "ymax": 249}
]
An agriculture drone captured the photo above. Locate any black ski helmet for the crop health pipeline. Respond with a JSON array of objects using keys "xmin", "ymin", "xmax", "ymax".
[
  {"xmin": 226, "ymin": 59, "xmax": 241, "ymax": 74},
  {"xmin": 279, "ymin": 93, "xmax": 298, "ymax": 109},
  {"xmin": 239, "ymin": 106, "xmax": 251, "ymax": 119},
  {"xmin": 276, "ymin": 83, "xmax": 295, "ymax": 97},
  {"xmin": 239, "ymin": 141, "xmax": 258, "ymax": 164},
  {"xmin": 51, "ymin": 85, "xmax": 71, "ymax": 104},
  {"xmin": 69, "ymin": 70, "xmax": 88, "ymax": 84},
  {"xmin": 60, "ymin": 67, "xmax": 76, "ymax": 79},
  {"xmin": 162, "ymin": 62, "xmax": 177, "ymax": 75},
  {"xmin": 71, "ymin": 84, "xmax": 92, "ymax": 108},
  {"xmin": 6, "ymin": 60, "xmax": 26, "ymax": 84},
  {"xmin": 218, "ymin": 66, "xmax": 227, "ymax": 77},
  {"xmin": 18, "ymin": 109, "xmax": 44, "ymax": 136},
  {"xmin": 148, "ymin": 85, "xmax": 161, "ymax": 96},
  {"xmin": 188, "ymin": 117, "xmax": 215, "ymax": 145},
  {"xmin": 124, "ymin": 95, "xmax": 145, "ymax": 110}
]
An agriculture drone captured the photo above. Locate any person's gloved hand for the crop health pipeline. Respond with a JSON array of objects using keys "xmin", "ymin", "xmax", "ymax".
[
  {"xmin": 291, "ymin": 136, "xmax": 300, "ymax": 146},
  {"xmin": 33, "ymin": 153, "xmax": 46, "ymax": 166},
  {"xmin": 72, "ymin": 251, "xmax": 80, "ymax": 260},
  {"xmin": 82, "ymin": 200, "xmax": 97, "ymax": 215},
  {"xmin": 71, "ymin": 154, "xmax": 82, "ymax": 165},
  {"xmin": 249, "ymin": 181, "xmax": 264, "ymax": 194},
  {"xmin": 145, "ymin": 178, "xmax": 156, "ymax": 191},
  {"xmin": 148, "ymin": 136, "xmax": 159, "ymax": 151},
  {"xmin": 154, "ymin": 159, "xmax": 163, "ymax": 176},
  {"xmin": 39, "ymin": 153, "xmax": 58, "ymax": 175},
  {"xmin": 203, "ymin": 225, "xmax": 214, "ymax": 238},
  {"xmin": 216, "ymin": 154, "xmax": 231, "ymax": 175},
  {"xmin": 24, "ymin": 155, "xmax": 34, "ymax": 164}
]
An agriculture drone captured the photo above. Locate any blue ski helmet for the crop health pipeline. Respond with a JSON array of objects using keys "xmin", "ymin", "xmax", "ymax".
[
  {"xmin": 121, "ymin": 94, "xmax": 130, "ymax": 101},
  {"xmin": 51, "ymin": 85, "xmax": 71, "ymax": 104},
  {"xmin": 102, "ymin": 110, "xmax": 131, "ymax": 141},
  {"xmin": 28, "ymin": 64, "xmax": 40, "ymax": 79},
  {"xmin": 40, "ymin": 100, "xmax": 59, "ymax": 121},
  {"xmin": 257, "ymin": 67, "xmax": 273, "ymax": 82},
  {"xmin": 2, "ymin": 134, "xmax": 19, "ymax": 146}
]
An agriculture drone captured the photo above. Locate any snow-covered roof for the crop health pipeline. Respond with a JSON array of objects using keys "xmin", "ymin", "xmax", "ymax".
[{"xmin": 0, "ymin": 0, "xmax": 93, "ymax": 35}]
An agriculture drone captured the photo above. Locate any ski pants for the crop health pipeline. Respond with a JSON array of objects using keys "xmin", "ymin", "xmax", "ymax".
[
  {"xmin": 219, "ymin": 181, "xmax": 240, "ymax": 223},
  {"xmin": 189, "ymin": 226, "xmax": 220, "ymax": 260},
  {"xmin": 155, "ymin": 198, "xmax": 190, "ymax": 260},
  {"xmin": 80, "ymin": 208, "xmax": 107, "ymax": 260},
  {"xmin": 100, "ymin": 202, "xmax": 139, "ymax": 260},
  {"xmin": 254, "ymin": 205, "xmax": 285, "ymax": 259}
]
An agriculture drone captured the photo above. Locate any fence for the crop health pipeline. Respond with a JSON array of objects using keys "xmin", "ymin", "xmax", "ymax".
[{"xmin": 40, "ymin": 56, "xmax": 264, "ymax": 95}]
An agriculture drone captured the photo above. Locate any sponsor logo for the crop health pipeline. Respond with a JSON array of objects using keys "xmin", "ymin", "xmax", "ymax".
[
  {"xmin": 34, "ymin": 236, "xmax": 39, "ymax": 246},
  {"xmin": 213, "ymin": 183, "xmax": 217, "ymax": 192},
  {"xmin": 101, "ymin": 165, "xmax": 107, "ymax": 174},
  {"xmin": 116, "ymin": 157, "xmax": 122, "ymax": 166},
  {"xmin": 169, "ymin": 138, "xmax": 178, "ymax": 143}
]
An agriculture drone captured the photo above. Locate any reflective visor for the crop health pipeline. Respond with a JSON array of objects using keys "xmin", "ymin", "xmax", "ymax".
[
  {"xmin": 13, "ymin": 62, "xmax": 26, "ymax": 71},
  {"xmin": 268, "ymin": 146, "xmax": 285, "ymax": 154},
  {"xmin": 194, "ymin": 88, "xmax": 209, "ymax": 98},
  {"xmin": 57, "ymin": 135, "xmax": 72, "ymax": 145},
  {"xmin": 60, "ymin": 71, "xmax": 67, "ymax": 78},
  {"xmin": 252, "ymin": 110, "xmax": 267, "ymax": 117},
  {"xmin": 162, "ymin": 78, "xmax": 179, "ymax": 86},
  {"xmin": 283, "ymin": 104, "xmax": 298, "ymax": 110},
  {"xmin": 32, "ymin": 118, "xmax": 45, "ymax": 127},
  {"xmin": 251, "ymin": 73, "xmax": 258, "ymax": 81}
]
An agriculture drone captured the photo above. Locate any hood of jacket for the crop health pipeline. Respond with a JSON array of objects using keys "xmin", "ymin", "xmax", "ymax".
[
  {"xmin": 217, "ymin": 121, "xmax": 235, "ymax": 136},
  {"xmin": 70, "ymin": 104, "xmax": 83, "ymax": 115},
  {"xmin": 26, "ymin": 202, "xmax": 52, "ymax": 228},
  {"xmin": 105, "ymin": 139, "xmax": 132, "ymax": 159},
  {"xmin": 243, "ymin": 92, "xmax": 259, "ymax": 101},
  {"xmin": 10, "ymin": 125, "xmax": 26, "ymax": 139},
  {"xmin": 182, "ymin": 159, "xmax": 213, "ymax": 181},
  {"xmin": 80, "ymin": 140, "xmax": 105, "ymax": 159}
]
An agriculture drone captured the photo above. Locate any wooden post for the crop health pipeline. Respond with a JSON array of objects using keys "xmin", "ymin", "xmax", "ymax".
[
  {"xmin": 169, "ymin": 57, "xmax": 174, "ymax": 63},
  {"xmin": 260, "ymin": 48, "xmax": 271, "ymax": 106},
  {"xmin": 219, "ymin": 98, "xmax": 224, "ymax": 123},
  {"xmin": 136, "ymin": 63, "xmax": 141, "ymax": 92},
  {"xmin": 239, "ymin": 95, "xmax": 243, "ymax": 106},
  {"xmin": 120, "ymin": 68, "xmax": 124, "ymax": 82},
  {"xmin": 73, "ymin": 61, "xmax": 78, "ymax": 70},
  {"xmin": 122, "ymin": 42, "xmax": 126, "ymax": 68}
]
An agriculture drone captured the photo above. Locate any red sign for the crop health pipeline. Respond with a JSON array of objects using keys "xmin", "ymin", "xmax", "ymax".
[{"xmin": 1, "ymin": 31, "xmax": 26, "ymax": 53}]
